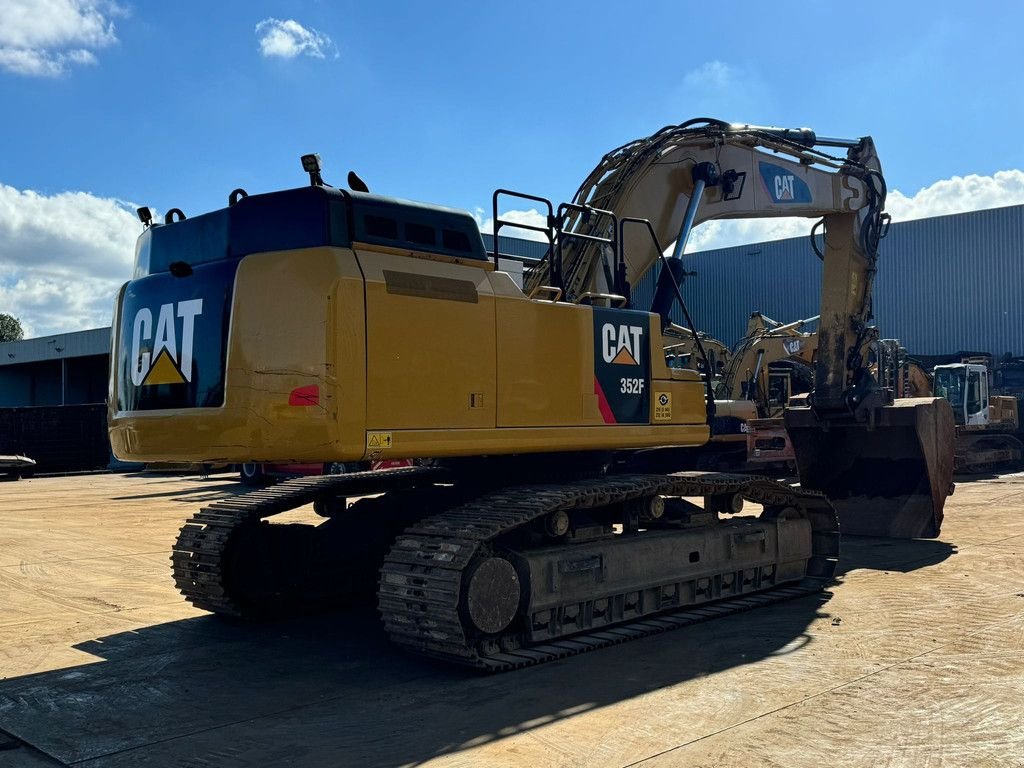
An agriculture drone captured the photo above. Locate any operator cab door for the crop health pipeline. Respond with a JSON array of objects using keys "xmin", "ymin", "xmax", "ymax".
[
  {"xmin": 766, "ymin": 370, "xmax": 791, "ymax": 418},
  {"xmin": 965, "ymin": 366, "xmax": 989, "ymax": 427}
]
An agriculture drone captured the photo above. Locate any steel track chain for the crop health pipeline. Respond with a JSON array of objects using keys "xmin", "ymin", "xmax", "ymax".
[
  {"xmin": 171, "ymin": 466, "xmax": 441, "ymax": 615},
  {"xmin": 378, "ymin": 472, "xmax": 839, "ymax": 671}
]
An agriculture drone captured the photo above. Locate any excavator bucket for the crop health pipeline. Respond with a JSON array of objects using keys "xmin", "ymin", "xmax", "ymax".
[{"xmin": 785, "ymin": 398, "xmax": 955, "ymax": 538}]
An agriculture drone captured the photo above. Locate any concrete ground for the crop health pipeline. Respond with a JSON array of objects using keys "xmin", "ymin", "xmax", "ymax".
[{"xmin": 0, "ymin": 471, "xmax": 1022, "ymax": 768}]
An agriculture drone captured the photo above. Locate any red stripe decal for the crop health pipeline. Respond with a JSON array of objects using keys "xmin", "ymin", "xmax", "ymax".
[
  {"xmin": 594, "ymin": 377, "xmax": 617, "ymax": 424},
  {"xmin": 288, "ymin": 384, "xmax": 320, "ymax": 406}
]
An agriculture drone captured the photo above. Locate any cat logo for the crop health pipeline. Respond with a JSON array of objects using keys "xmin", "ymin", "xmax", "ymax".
[
  {"xmin": 601, "ymin": 323, "xmax": 644, "ymax": 366},
  {"xmin": 129, "ymin": 299, "xmax": 203, "ymax": 386},
  {"xmin": 759, "ymin": 161, "xmax": 811, "ymax": 205},
  {"xmin": 774, "ymin": 174, "xmax": 796, "ymax": 201}
]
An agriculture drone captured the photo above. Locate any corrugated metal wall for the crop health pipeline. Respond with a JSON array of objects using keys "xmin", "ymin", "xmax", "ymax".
[
  {"xmin": 0, "ymin": 328, "xmax": 110, "ymax": 367},
  {"xmin": 482, "ymin": 233, "xmax": 550, "ymax": 260},
  {"xmin": 632, "ymin": 204, "xmax": 1024, "ymax": 356}
]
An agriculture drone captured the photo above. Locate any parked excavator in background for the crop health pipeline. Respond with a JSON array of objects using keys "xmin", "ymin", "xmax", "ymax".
[
  {"xmin": 718, "ymin": 312, "xmax": 818, "ymax": 410},
  {"xmin": 662, "ymin": 323, "xmax": 730, "ymax": 379},
  {"xmin": 667, "ymin": 311, "xmax": 820, "ymax": 470},
  {"xmin": 994, "ymin": 355, "xmax": 1024, "ymax": 405},
  {"xmin": 716, "ymin": 312, "xmax": 819, "ymax": 470},
  {"xmin": 109, "ymin": 119, "xmax": 953, "ymax": 669}
]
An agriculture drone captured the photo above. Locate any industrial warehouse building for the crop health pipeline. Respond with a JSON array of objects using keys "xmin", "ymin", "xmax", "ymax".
[
  {"xmin": 636, "ymin": 203, "xmax": 1024, "ymax": 357},
  {"xmin": 0, "ymin": 325, "xmax": 111, "ymax": 472},
  {"xmin": 1, "ymin": 205, "xmax": 1021, "ymax": 470}
]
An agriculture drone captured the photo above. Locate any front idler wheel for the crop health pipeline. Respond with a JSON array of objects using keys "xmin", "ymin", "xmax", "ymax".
[{"xmin": 464, "ymin": 556, "xmax": 521, "ymax": 636}]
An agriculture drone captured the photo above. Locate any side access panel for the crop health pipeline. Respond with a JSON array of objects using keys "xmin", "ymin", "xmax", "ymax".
[{"xmin": 359, "ymin": 247, "xmax": 497, "ymax": 431}]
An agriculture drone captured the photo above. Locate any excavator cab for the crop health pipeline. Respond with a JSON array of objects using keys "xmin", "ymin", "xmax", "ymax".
[{"xmin": 934, "ymin": 364, "xmax": 989, "ymax": 426}]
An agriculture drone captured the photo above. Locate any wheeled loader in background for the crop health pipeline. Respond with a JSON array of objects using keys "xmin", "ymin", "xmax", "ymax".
[{"xmin": 933, "ymin": 362, "xmax": 1024, "ymax": 472}]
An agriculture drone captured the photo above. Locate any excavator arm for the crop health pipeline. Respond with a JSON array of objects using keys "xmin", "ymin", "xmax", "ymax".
[
  {"xmin": 529, "ymin": 120, "xmax": 887, "ymax": 410},
  {"xmin": 527, "ymin": 119, "xmax": 953, "ymax": 537},
  {"xmin": 531, "ymin": 121, "xmax": 871, "ymax": 295}
]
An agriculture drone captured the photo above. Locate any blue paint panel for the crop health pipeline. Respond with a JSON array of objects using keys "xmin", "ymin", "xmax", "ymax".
[
  {"xmin": 133, "ymin": 186, "xmax": 489, "ymax": 281},
  {"xmin": 116, "ymin": 259, "xmax": 237, "ymax": 411},
  {"xmin": 758, "ymin": 162, "xmax": 812, "ymax": 204}
]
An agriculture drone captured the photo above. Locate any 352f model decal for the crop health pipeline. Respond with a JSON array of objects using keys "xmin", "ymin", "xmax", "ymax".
[{"xmin": 593, "ymin": 307, "xmax": 650, "ymax": 424}]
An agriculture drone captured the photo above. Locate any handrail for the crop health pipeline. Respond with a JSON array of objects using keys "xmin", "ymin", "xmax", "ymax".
[
  {"xmin": 555, "ymin": 202, "xmax": 624, "ymax": 301},
  {"xmin": 492, "ymin": 189, "xmax": 557, "ymax": 288},
  {"xmin": 619, "ymin": 216, "xmax": 716, "ymax": 423}
]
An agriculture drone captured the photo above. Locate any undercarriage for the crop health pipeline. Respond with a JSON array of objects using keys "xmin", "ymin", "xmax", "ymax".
[
  {"xmin": 172, "ymin": 466, "xmax": 838, "ymax": 670},
  {"xmin": 954, "ymin": 432, "xmax": 1024, "ymax": 473}
]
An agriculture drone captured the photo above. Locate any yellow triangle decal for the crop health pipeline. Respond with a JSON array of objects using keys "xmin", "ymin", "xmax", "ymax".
[
  {"xmin": 142, "ymin": 348, "xmax": 186, "ymax": 386},
  {"xmin": 611, "ymin": 346, "xmax": 638, "ymax": 365}
]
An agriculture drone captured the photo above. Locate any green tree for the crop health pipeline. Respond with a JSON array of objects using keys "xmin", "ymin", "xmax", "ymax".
[{"xmin": 0, "ymin": 313, "xmax": 24, "ymax": 342}]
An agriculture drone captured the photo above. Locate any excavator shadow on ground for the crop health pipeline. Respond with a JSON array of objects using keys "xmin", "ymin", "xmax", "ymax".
[
  {"xmin": 835, "ymin": 535, "xmax": 956, "ymax": 576},
  {"xmin": 109, "ymin": 473, "xmax": 252, "ymax": 502},
  {"xmin": 0, "ymin": 595, "xmax": 832, "ymax": 767},
  {"xmin": 0, "ymin": 542, "xmax": 954, "ymax": 768}
]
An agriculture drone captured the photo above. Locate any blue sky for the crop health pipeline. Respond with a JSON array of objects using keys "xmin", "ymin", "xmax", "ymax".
[{"xmin": 1, "ymin": 0, "xmax": 1023, "ymax": 335}]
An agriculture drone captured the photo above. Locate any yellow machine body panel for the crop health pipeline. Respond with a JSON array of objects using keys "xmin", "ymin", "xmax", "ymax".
[
  {"xmin": 110, "ymin": 238, "xmax": 709, "ymax": 465},
  {"xmin": 110, "ymin": 246, "xmax": 363, "ymax": 463},
  {"xmin": 359, "ymin": 245, "xmax": 498, "ymax": 430}
]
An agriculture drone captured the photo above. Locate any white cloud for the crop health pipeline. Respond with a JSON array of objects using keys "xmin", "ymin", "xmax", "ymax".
[
  {"xmin": 886, "ymin": 171, "xmax": 1024, "ymax": 221},
  {"xmin": 0, "ymin": 0, "xmax": 119, "ymax": 77},
  {"xmin": 473, "ymin": 207, "xmax": 550, "ymax": 242},
  {"xmin": 255, "ymin": 18, "xmax": 335, "ymax": 60},
  {"xmin": 686, "ymin": 216, "xmax": 809, "ymax": 253},
  {"xmin": 683, "ymin": 60, "xmax": 737, "ymax": 91},
  {"xmin": 686, "ymin": 169, "xmax": 1024, "ymax": 254},
  {"xmin": 0, "ymin": 183, "xmax": 138, "ymax": 337},
  {"xmin": 3, "ymin": 169, "xmax": 1022, "ymax": 338}
]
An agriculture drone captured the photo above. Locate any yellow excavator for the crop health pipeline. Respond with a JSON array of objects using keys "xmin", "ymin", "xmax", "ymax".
[
  {"xmin": 713, "ymin": 312, "xmax": 819, "ymax": 469},
  {"xmin": 109, "ymin": 119, "xmax": 953, "ymax": 669},
  {"xmin": 662, "ymin": 323, "xmax": 730, "ymax": 377},
  {"xmin": 720, "ymin": 311, "xmax": 818, "ymax": 412}
]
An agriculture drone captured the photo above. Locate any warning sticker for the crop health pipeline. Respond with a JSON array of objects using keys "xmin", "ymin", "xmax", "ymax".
[
  {"xmin": 654, "ymin": 392, "xmax": 672, "ymax": 422},
  {"xmin": 366, "ymin": 432, "xmax": 394, "ymax": 450}
]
